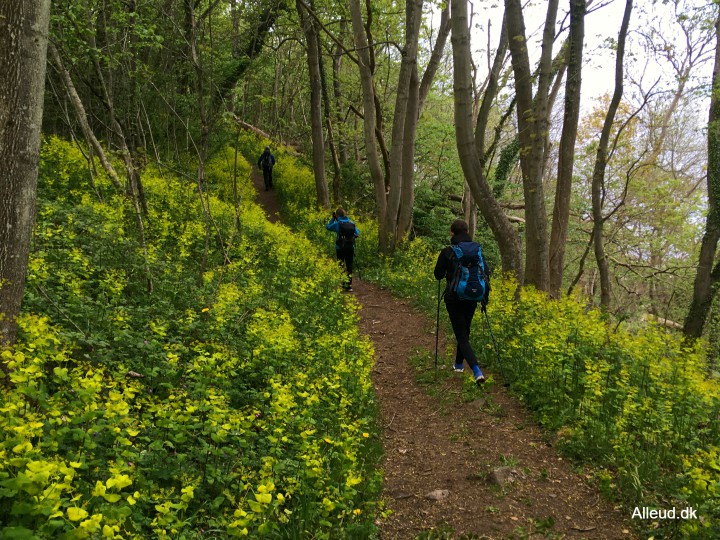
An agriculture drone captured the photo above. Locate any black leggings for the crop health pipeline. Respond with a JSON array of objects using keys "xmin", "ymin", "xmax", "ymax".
[
  {"xmin": 336, "ymin": 247, "xmax": 354, "ymax": 285},
  {"xmin": 444, "ymin": 295, "xmax": 479, "ymax": 368},
  {"xmin": 262, "ymin": 167, "xmax": 273, "ymax": 189}
]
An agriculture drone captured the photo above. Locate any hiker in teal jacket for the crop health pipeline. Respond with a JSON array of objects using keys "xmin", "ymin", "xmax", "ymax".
[
  {"xmin": 434, "ymin": 219, "xmax": 487, "ymax": 385},
  {"xmin": 326, "ymin": 208, "xmax": 359, "ymax": 291}
]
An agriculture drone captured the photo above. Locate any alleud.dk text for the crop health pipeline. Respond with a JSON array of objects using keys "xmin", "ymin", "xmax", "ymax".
[{"xmin": 632, "ymin": 507, "xmax": 698, "ymax": 520}]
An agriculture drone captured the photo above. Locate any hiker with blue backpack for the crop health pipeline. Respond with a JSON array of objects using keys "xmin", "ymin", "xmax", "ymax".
[
  {"xmin": 257, "ymin": 146, "xmax": 276, "ymax": 191},
  {"xmin": 326, "ymin": 208, "xmax": 360, "ymax": 291},
  {"xmin": 434, "ymin": 219, "xmax": 491, "ymax": 386}
]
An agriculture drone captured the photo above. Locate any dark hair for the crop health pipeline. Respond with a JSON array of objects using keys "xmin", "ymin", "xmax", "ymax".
[
  {"xmin": 335, "ymin": 208, "xmax": 347, "ymax": 218},
  {"xmin": 450, "ymin": 219, "xmax": 469, "ymax": 235},
  {"xmin": 265, "ymin": 146, "xmax": 270, "ymax": 151}
]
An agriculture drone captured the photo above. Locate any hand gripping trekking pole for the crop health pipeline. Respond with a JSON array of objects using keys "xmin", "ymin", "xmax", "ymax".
[{"xmin": 483, "ymin": 307, "xmax": 509, "ymax": 387}]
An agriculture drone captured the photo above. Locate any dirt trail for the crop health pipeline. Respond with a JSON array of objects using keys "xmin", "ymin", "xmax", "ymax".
[{"xmin": 251, "ymin": 172, "xmax": 633, "ymax": 539}]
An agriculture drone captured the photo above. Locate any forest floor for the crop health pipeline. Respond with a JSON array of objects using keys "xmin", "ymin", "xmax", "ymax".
[{"xmin": 251, "ymin": 172, "xmax": 635, "ymax": 539}]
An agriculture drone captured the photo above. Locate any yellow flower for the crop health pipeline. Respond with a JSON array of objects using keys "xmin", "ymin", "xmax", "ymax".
[
  {"xmin": 362, "ymin": 433, "xmax": 369, "ymax": 438},
  {"xmin": 201, "ymin": 307, "xmax": 210, "ymax": 312},
  {"xmin": 353, "ymin": 508, "xmax": 362, "ymax": 516}
]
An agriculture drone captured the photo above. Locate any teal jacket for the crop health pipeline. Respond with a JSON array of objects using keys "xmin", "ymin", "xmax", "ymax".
[{"xmin": 326, "ymin": 216, "xmax": 360, "ymax": 250}]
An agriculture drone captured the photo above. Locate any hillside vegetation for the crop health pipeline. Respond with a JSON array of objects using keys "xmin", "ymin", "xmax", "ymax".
[{"xmin": 0, "ymin": 137, "xmax": 381, "ymax": 539}]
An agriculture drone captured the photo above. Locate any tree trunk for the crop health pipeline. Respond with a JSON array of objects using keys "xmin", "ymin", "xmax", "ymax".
[
  {"xmin": 382, "ymin": 0, "xmax": 423, "ymax": 253},
  {"xmin": 463, "ymin": 181, "xmax": 477, "ymax": 237},
  {"xmin": 548, "ymin": 0, "xmax": 586, "ymax": 297},
  {"xmin": 397, "ymin": 3, "xmax": 451, "ymax": 242},
  {"xmin": 505, "ymin": 0, "xmax": 558, "ymax": 291},
  {"xmin": 451, "ymin": 0, "xmax": 523, "ymax": 279},
  {"xmin": 186, "ymin": 0, "xmax": 213, "ymax": 286},
  {"xmin": 592, "ymin": 0, "xmax": 633, "ymax": 309},
  {"xmin": 398, "ymin": 66, "xmax": 420, "ymax": 241},
  {"xmin": 0, "ymin": 0, "xmax": 51, "ymax": 346},
  {"xmin": 685, "ymin": 7, "xmax": 720, "ymax": 338},
  {"xmin": 48, "ymin": 44, "xmax": 124, "ymax": 192},
  {"xmin": 333, "ymin": 20, "xmax": 349, "ymax": 166},
  {"xmin": 316, "ymin": 14, "xmax": 342, "ymax": 207},
  {"xmin": 419, "ymin": 4, "xmax": 451, "ymax": 113},
  {"xmin": 230, "ymin": 0, "xmax": 240, "ymax": 59},
  {"xmin": 349, "ymin": 0, "xmax": 387, "ymax": 227},
  {"xmin": 297, "ymin": 0, "xmax": 330, "ymax": 208}
]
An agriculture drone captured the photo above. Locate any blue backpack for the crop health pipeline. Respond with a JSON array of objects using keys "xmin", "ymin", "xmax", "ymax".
[{"xmin": 450, "ymin": 242, "xmax": 488, "ymax": 303}]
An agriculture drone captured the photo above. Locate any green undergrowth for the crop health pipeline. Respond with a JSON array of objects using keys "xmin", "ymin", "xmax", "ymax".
[
  {"xmin": 243, "ymin": 134, "xmax": 720, "ymax": 538},
  {"xmin": 0, "ymin": 136, "xmax": 382, "ymax": 539}
]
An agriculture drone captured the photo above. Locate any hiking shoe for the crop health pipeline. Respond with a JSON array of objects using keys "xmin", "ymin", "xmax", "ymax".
[
  {"xmin": 453, "ymin": 363, "xmax": 464, "ymax": 373},
  {"xmin": 475, "ymin": 375, "xmax": 486, "ymax": 386}
]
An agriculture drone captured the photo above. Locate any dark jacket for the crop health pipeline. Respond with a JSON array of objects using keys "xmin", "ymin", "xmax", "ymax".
[
  {"xmin": 257, "ymin": 150, "xmax": 276, "ymax": 170},
  {"xmin": 434, "ymin": 233, "xmax": 490, "ymax": 300}
]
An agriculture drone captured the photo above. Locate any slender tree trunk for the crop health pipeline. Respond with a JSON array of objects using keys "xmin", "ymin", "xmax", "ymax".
[
  {"xmin": 398, "ymin": 66, "xmax": 419, "ymax": 241},
  {"xmin": 316, "ymin": 12, "xmax": 342, "ymax": 207},
  {"xmin": 86, "ymin": 12, "xmax": 151, "ymax": 218},
  {"xmin": 475, "ymin": 12, "xmax": 508, "ymax": 157},
  {"xmin": 273, "ymin": 61, "xmax": 282, "ymax": 125},
  {"xmin": 548, "ymin": 0, "xmax": 586, "ymax": 297},
  {"xmin": 419, "ymin": 4, "xmax": 451, "ymax": 113},
  {"xmin": 451, "ymin": 0, "xmax": 523, "ymax": 279},
  {"xmin": 463, "ymin": 181, "xmax": 477, "ymax": 237},
  {"xmin": 382, "ymin": 0, "xmax": 423, "ymax": 253},
  {"xmin": 592, "ymin": 0, "xmax": 633, "ymax": 309},
  {"xmin": 230, "ymin": 0, "xmax": 240, "ymax": 59},
  {"xmin": 397, "ymin": 3, "xmax": 451, "ymax": 242},
  {"xmin": 333, "ymin": 20, "xmax": 349, "ymax": 166},
  {"xmin": 0, "ymin": 0, "xmax": 51, "ymax": 346},
  {"xmin": 186, "ymin": 0, "xmax": 212, "ymax": 285},
  {"xmin": 505, "ymin": 0, "xmax": 558, "ymax": 291},
  {"xmin": 349, "ymin": 0, "xmax": 387, "ymax": 227},
  {"xmin": 297, "ymin": 0, "xmax": 330, "ymax": 208},
  {"xmin": 323, "ymin": 112, "xmax": 343, "ymax": 207},
  {"xmin": 685, "ymin": 8, "xmax": 720, "ymax": 339},
  {"xmin": 48, "ymin": 44, "xmax": 124, "ymax": 192}
]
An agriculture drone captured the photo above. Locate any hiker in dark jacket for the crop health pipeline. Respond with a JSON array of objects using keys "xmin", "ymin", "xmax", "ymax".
[
  {"xmin": 434, "ymin": 219, "xmax": 489, "ymax": 385},
  {"xmin": 257, "ymin": 146, "xmax": 276, "ymax": 191},
  {"xmin": 326, "ymin": 208, "xmax": 360, "ymax": 291}
]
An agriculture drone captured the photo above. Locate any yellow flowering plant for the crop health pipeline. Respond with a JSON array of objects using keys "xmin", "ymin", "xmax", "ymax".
[{"xmin": 1, "ymin": 137, "xmax": 382, "ymax": 538}]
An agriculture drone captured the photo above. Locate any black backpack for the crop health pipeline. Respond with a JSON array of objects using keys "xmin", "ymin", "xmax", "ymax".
[
  {"xmin": 449, "ymin": 241, "xmax": 489, "ymax": 305},
  {"xmin": 338, "ymin": 221, "xmax": 356, "ymax": 248},
  {"xmin": 261, "ymin": 152, "xmax": 273, "ymax": 169}
]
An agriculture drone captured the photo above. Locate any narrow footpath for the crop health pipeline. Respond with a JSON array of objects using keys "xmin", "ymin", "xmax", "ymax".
[{"xmin": 251, "ymin": 172, "xmax": 634, "ymax": 539}]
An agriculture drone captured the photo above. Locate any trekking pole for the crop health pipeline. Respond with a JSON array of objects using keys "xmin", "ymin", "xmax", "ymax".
[
  {"xmin": 435, "ymin": 279, "xmax": 441, "ymax": 374},
  {"xmin": 483, "ymin": 308, "xmax": 510, "ymax": 387}
]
